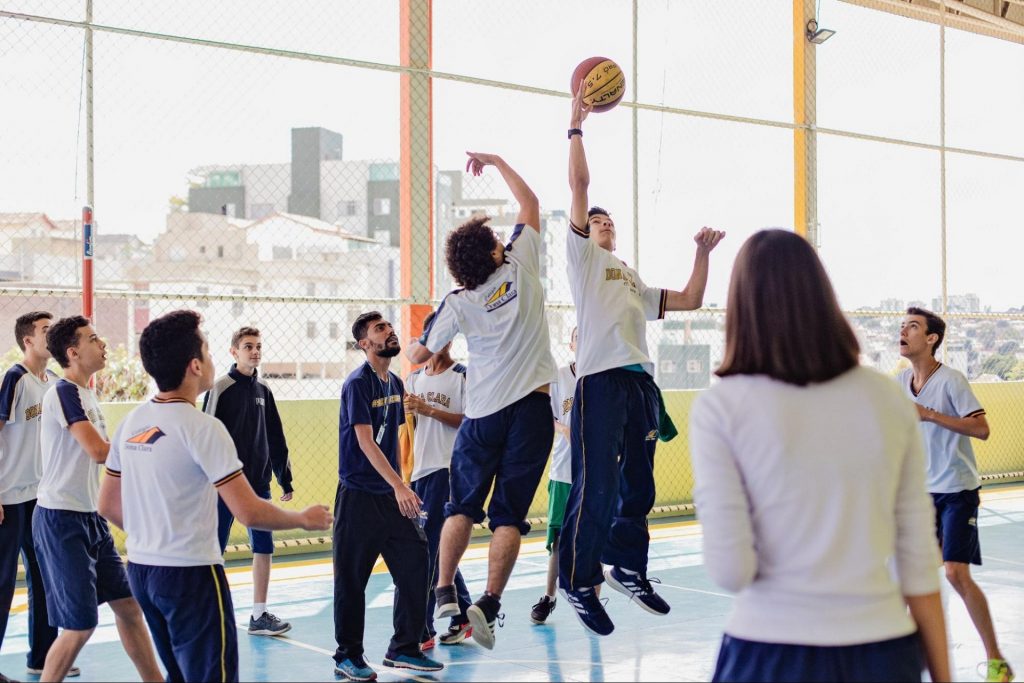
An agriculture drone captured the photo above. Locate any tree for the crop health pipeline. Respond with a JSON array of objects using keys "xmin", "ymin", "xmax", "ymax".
[
  {"xmin": 2, "ymin": 344, "xmax": 151, "ymax": 402},
  {"xmin": 980, "ymin": 354, "xmax": 1016, "ymax": 380}
]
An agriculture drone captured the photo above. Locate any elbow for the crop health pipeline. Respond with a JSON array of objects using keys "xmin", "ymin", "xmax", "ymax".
[
  {"xmin": 708, "ymin": 563, "xmax": 755, "ymax": 593},
  {"xmin": 977, "ymin": 428, "xmax": 990, "ymax": 441},
  {"xmin": 233, "ymin": 507, "xmax": 257, "ymax": 528}
]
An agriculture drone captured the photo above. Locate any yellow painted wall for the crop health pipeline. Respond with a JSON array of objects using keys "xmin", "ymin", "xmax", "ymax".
[{"xmin": 99, "ymin": 381, "xmax": 1024, "ymax": 548}]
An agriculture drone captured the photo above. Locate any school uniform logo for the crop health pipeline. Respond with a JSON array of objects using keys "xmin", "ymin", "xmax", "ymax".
[
  {"xmin": 561, "ymin": 397, "xmax": 573, "ymax": 417},
  {"xmin": 127, "ymin": 426, "xmax": 167, "ymax": 445},
  {"xmin": 605, "ymin": 267, "xmax": 640, "ymax": 296},
  {"xmin": 645, "ymin": 429, "xmax": 658, "ymax": 441},
  {"xmin": 485, "ymin": 281, "xmax": 517, "ymax": 312},
  {"xmin": 24, "ymin": 403, "xmax": 42, "ymax": 421}
]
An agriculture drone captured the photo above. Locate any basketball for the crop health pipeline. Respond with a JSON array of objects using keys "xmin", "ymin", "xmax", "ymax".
[{"xmin": 570, "ymin": 57, "xmax": 626, "ymax": 113}]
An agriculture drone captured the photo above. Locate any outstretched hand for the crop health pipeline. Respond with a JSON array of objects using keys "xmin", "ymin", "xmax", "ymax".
[
  {"xmin": 571, "ymin": 81, "xmax": 593, "ymax": 128},
  {"xmin": 694, "ymin": 227, "xmax": 726, "ymax": 253},
  {"xmin": 465, "ymin": 151, "xmax": 502, "ymax": 176}
]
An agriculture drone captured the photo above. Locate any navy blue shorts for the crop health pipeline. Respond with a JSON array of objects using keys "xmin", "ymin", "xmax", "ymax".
[
  {"xmin": 446, "ymin": 391, "xmax": 554, "ymax": 534},
  {"xmin": 713, "ymin": 632, "xmax": 923, "ymax": 682},
  {"xmin": 218, "ymin": 485, "xmax": 273, "ymax": 555},
  {"xmin": 128, "ymin": 563, "xmax": 238, "ymax": 683},
  {"xmin": 932, "ymin": 487, "xmax": 982, "ymax": 565},
  {"xmin": 32, "ymin": 506, "xmax": 133, "ymax": 631}
]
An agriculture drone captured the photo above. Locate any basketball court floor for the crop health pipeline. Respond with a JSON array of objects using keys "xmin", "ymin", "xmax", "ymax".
[{"xmin": 3, "ymin": 485, "xmax": 1022, "ymax": 682}]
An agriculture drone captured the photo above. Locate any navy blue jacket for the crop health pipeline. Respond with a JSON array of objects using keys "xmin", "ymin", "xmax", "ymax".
[{"xmin": 202, "ymin": 365, "xmax": 293, "ymax": 493}]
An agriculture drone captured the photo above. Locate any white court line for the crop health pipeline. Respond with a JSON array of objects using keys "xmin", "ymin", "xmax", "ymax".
[
  {"xmin": 982, "ymin": 555, "xmax": 1024, "ymax": 567},
  {"xmin": 237, "ymin": 628, "xmax": 432, "ymax": 683},
  {"xmin": 656, "ymin": 582, "xmax": 734, "ymax": 599}
]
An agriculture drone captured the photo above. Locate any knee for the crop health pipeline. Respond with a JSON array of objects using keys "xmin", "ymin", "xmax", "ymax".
[
  {"xmin": 944, "ymin": 563, "xmax": 973, "ymax": 594},
  {"xmin": 60, "ymin": 627, "xmax": 96, "ymax": 646}
]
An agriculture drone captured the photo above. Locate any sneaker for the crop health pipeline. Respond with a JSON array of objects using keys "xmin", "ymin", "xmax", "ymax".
[
  {"xmin": 333, "ymin": 656, "xmax": 377, "ymax": 681},
  {"xmin": 559, "ymin": 587, "xmax": 614, "ymax": 636},
  {"xmin": 985, "ymin": 659, "xmax": 1015, "ymax": 683},
  {"xmin": 466, "ymin": 594, "xmax": 503, "ymax": 650},
  {"xmin": 248, "ymin": 611, "xmax": 292, "ymax": 636},
  {"xmin": 530, "ymin": 595, "xmax": 557, "ymax": 624},
  {"xmin": 382, "ymin": 652, "xmax": 444, "ymax": 672},
  {"xmin": 604, "ymin": 566, "xmax": 671, "ymax": 616},
  {"xmin": 438, "ymin": 622, "xmax": 473, "ymax": 645},
  {"xmin": 419, "ymin": 636, "xmax": 435, "ymax": 651},
  {"xmin": 433, "ymin": 584, "xmax": 459, "ymax": 619},
  {"xmin": 26, "ymin": 666, "xmax": 80, "ymax": 677}
]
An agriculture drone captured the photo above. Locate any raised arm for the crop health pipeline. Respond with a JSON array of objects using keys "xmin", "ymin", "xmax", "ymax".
[
  {"xmin": 664, "ymin": 227, "xmax": 726, "ymax": 312},
  {"xmin": 568, "ymin": 83, "xmax": 593, "ymax": 232},
  {"xmin": 465, "ymin": 152, "xmax": 540, "ymax": 231}
]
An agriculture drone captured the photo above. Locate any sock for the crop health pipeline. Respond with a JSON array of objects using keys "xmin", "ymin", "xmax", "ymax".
[
  {"xmin": 546, "ymin": 593, "xmax": 556, "ymax": 600},
  {"xmin": 253, "ymin": 603, "xmax": 267, "ymax": 620}
]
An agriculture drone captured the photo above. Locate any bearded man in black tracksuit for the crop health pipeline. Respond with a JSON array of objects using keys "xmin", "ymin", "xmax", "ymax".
[{"xmin": 203, "ymin": 326, "xmax": 295, "ymax": 637}]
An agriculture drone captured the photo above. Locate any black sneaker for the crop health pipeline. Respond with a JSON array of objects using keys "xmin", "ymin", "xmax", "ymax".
[
  {"xmin": 433, "ymin": 584, "xmax": 459, "ymax": 619},
  {"xmin": 466, "ymin": 594, "xmax": 503, "ymax": 650},
  {"xmin": 248, "ymin": 611, "xmax": 292, "ymax": 636},
  {"xmin": 530, "ymin": 595, "xmax": 556, "ymax": 624},
  {"xmin": 438, "ymin": 622, "xmax": 472, "ymax": 645},
  {"xmin": 604, "ymin": 566, "xmax": 671, "ymax": 615},
  {"xmin": 559, "ymin": 587, "xmax": 614, "ymax": 636}
]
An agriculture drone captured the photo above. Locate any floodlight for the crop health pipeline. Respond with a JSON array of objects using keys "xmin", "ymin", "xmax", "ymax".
[{"xmin": 806, "ymin": 19, "xmax": 836, "ymax": 44}]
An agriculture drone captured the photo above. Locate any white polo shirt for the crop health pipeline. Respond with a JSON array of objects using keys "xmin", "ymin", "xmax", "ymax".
[
  {"xmin": 421, "ymin": 225, "xmax": 557, "ymax": 419},
  {"xmin": 898, "ymin": 363, "xmax": 984, "ymax": 494},
  {"xmin": 0, "ymin": 364, "xmax": 58, "ymax": 505},
  {"xmin": 548, "ymin": 363, "xmax": 577, "ymax": 485},
  {"xmin": 37, "ymin": 379, "xmax": 108, "ymax": 513},
  {"xmin": 567, "ymin": 221, "xmax": 667, "ymax": 378},
  {"xmin": 106, "ymin": 398, "xmax": 244, "ymax": 567},
  {"xmin": 406, "ymin": 363, "xmax": 467, "ymax": 482}
]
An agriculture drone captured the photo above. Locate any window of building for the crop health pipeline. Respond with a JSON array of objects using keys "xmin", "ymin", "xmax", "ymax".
[
  {"xmin": 373, "ymin": 198, "xmax": 391, "ymax": 216},
  {"xmin": 272, "ymin": 246, "xmax": 293, "ymax": 260},
  {"xmin": 231, "ymin": 288, "xmax": 244, "ymax": 317},
  {"xmin": 196, "ymin": 286, "xmax": 210, "ymax": 309},
  {"xmin": 329, "ymin": 322, "xmax": 339, "ymax": 340},
  {"xmin": 217, "ymin": 245, "xmax": 224, "ymax": 258},
  {"xmin": 199, "ymin": 245, "xmax": 206, "ymax": 254},
  {"xmin": 306, "ymin": 321, "xmax": 317, "ymax": 339}
]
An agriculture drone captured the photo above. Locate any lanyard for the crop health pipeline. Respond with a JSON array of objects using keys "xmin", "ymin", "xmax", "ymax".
[{"xmin": 369, "ymin": 363, "xmax": 392, "ymax": 444}]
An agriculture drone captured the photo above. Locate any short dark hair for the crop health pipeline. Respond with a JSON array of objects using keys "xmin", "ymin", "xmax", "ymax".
[
  {"xmin": 14, "ymin": 311, "xmax": 52, "ymax": 351},
  {"xmin": 906, "ymin": 306, "xmax": 946, "ymax": 356},
  {"xmin": 46, "ymin": 315, "xmax": 90, "ymax": 369},
  {"xmin": 422, "ymin": 310, "xmax": 437, "ymax": 330},
  {"xmin": 717, "ymin": 230, "xmax": 860, "ymax": 386},
  {"xmin": 231, "ymin": 326, "xmax": 260, "ymax": 348},
  {"xmin": 588, "ymin": 206, "xmax": 611, "ymax": 220},
  {"xmin": 352, "ymin": 311, "xmax": 383, "ymax": 343},
  {"xmin": 139, "ymin": 310, "xmax": 205, "ymax": 392},
  {"xmin": 445, "ymin": 216, "xmax": 499, "ymax": 291}
]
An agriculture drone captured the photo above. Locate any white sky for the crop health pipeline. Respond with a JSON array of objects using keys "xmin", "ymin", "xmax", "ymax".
[{"xmin": 1, "ymin": 0, "xmax": 1023, "ymax": 310}]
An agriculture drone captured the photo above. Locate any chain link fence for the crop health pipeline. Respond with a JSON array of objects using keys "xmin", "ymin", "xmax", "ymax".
[{"xmin": 2, "ymin": 1, "xmax": 1022, "ymax": 550}]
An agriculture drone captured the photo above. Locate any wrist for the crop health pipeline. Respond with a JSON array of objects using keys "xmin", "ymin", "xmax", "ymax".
[{"xmin": 568, "ymin": 127, "xmax": 583, "ymax": 139}]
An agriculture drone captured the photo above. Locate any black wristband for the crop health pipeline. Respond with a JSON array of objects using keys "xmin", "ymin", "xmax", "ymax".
[{"xmin": 568, "ymin": 128, "xmax": 583, "ymax": 139}]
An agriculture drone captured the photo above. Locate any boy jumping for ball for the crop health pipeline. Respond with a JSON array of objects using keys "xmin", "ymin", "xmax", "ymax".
[
  {"xmin": 406, "ymin": 151, "xmax": 557, "ymax": 650},
  {"xmin": 559, "ymin": 85, "xmax": 725, "ymax": 636}
]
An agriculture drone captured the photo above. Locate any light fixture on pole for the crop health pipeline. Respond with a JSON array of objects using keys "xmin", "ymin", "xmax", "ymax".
[{"xmin": 806, "ymin": 19, "xmax": 836, "ymax": 44}]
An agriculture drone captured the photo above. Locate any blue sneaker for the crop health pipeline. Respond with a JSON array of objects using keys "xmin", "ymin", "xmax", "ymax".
[
  {"xmin": 382, "ymin": 652, "xmax": 444, "ymax": 672},
  {"xmin": 604, "ymin": 566, "xmax": 671, "ymax": 615},
  {"xmin": 559, "ymin": 587, "xmax": 614, "ymax": 636},
  {"xmin": 333, "ymin": 656, "xmax": 377, "ymax": 681}
]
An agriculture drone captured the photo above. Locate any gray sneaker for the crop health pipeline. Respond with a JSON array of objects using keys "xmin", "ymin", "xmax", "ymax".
[{"xmin": 248, "ymin": 611, "xmax": 292, "ymax": 636}]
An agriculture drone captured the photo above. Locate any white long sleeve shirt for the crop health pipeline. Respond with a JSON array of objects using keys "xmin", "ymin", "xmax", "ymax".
[{"xmin": 689, "ymin": 366, "xmax": 941, "ymax": 646}]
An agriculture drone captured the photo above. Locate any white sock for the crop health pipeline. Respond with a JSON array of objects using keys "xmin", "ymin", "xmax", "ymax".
[
  {"xmin": 546, "ymin": 593, "xmax": 556, "ymax": 600},
  {"xmin": 253, "ymin": 603, "xmax": 267, "ymax": 620}
]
